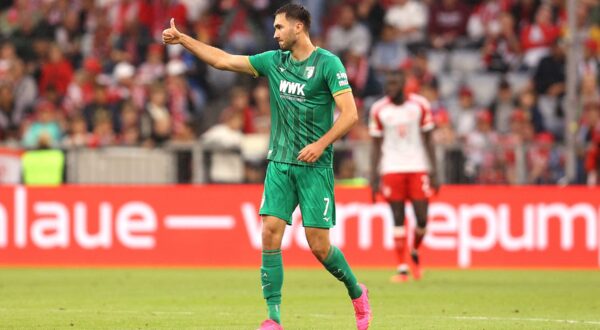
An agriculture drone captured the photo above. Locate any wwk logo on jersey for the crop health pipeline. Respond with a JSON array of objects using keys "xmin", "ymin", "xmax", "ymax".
[{"xmin": 279, "ymin": 80, "xmax": 305, "ymax": 96}]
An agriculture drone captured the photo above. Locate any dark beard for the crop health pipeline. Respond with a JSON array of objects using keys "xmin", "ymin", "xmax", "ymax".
[{"xmin": 279, "ymin": 35, "xmax": 295, "ymax": 51}]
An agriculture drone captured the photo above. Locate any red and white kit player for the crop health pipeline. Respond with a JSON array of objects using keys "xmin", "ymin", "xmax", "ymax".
[{"xmin": 369, "ymin": 71, "xmax": 439, "ymax": 282}]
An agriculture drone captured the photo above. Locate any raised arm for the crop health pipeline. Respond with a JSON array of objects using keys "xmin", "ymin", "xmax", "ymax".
[
  {"xmin": 297, "ymin": 91, "xmax": 358, "ymax": 163},
  {"xmin": 162, "ymin": 18, "xmax": 254, "ymax": 75}
]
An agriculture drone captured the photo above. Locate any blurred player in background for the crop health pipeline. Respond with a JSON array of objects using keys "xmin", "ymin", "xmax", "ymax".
[
  {"xmin": 369, "ymin": 71, "xmax": 439, "ymax": 282},
  {"xmin": 163, "ymin": 4, "xmax": 372, "ymax": 330}
]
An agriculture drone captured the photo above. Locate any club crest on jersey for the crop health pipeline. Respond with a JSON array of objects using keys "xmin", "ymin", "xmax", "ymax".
[{"xmin": 304, "ymin": 66, "xmax": 315, "ymax": 79}]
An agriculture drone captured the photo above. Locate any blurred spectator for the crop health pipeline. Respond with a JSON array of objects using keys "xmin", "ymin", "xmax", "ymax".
[
  {"xmin": 118, "ymin": 101, "xmax": 140, "ymax": 135},
  {"xmin": 22, "ymin": 101, "xmax": 63, "ymax": 149},
  {"xmin": 580, "ymin": 72, "xmax": 600, "ymax": 106},
  {"xmin": 63, "ymin": 57, "xmax": 103, "ymax": 115},
  {"xmin": 83, "ymin": 83, "xmax": 119, "ymax": 133},
  {"xmin": 585, "ymin": 132, "xmax": 600, "ymax": 185},
  {"xmin": 428, "ymin": 0, "xmax": 471, "ymax": 49},
  {"xmin": 489, "ymin": 79, "xmax": 516, "ymax": 133},
  {"xmin": 152, "ymin": 0, "xmax": 189, "ymax": 41},
  {"xmin": 384, "ymin": 0, "xmax": 428, "ymax": 46},
  {"xmin": 171, "ymin": 121, "xmax": 196, "ymax": 143},
  {"xmin": 520, "ymin": 4, "xmax": 560, "ymax": 69},
  {"xmin": 55, "ymin": 9, "xmax": 83, "ymax": 65},
  {"xmin": 251, "ymin": 82, "xmax": 271, "ymax": 134},
  {"xmin": 111, "ymin": 15, "xmax": 153, "ymax": 66},
  {"xmin": 165, "ymin": 59, "xmax": 195, "ymax": 133},
  {"xmin": 370, "ymin": 24, "xmax": 410, "ymax": 85},
  {"xmin": 527, "ymin": 132, "xmax": 564, "ymax": 184},
  {"xmin": 0, "ymin": 42, "xmax": 18, "ymax": 80},
  {"xmin": 533, "ymin": 40, "xmax": 566, "ymax": 137},
  {"xmin": 11, "ymin": 59, "xmax": 38, "ymax": 117},
  {"xmin": 579, "ymin": 39, "xmax": 599, "ymax": 83},
  {"xmin": 216, "ymin": 0, "xmax": 269, "ymax": 54},
  {"xmin": 326, "ymin": 3, "xmax": 371, "ymax": 57},
  {"xmin": 405, "ymin": 50, "xmax": 436, "ymax": 86},
  {"xmin": 83, "ymin": 6, "xmax": 113, "ymax": 62},
  {"xmin": 39, "ymin": 44, "xmax": 74, "ymax": 98},
  {"xmin": 510, "ymin": 0, "xmax": 541, "ymax": 31},
  {"xmin": 481, "ymin": 12, "xmax": 521, "ymax": 72},
  {"xmin": 468, "ymin": 0, "xmax": 505, "ymax": 44},
  {"xmin": 579, "ymin": 101, "xmax": 600, "ymax": 145},
  {"xmin": 516, "ymin": 88, "xmax": 545, "ymax": 133},
  {"xmin": 142, "ymin": 83, "xmax": 172, "ymax": 147},
  {"xmin": 421, "ymin": 80, "xmax": 447, "ymax": 116},
  {"xmin": 432, "ymin": 111, "xmax": 456, "ymax": 146},
  {"xmin": 295, "ymin": 0, "xmax": 326, "ymax": 38},
  {"xmin": 224, "ymin": 86, "xmax": 255, "ymax": 134},
  {"xmin": 10, "ymin": 7, "xmax": 52, "ymax": 63},
  {"xmin": 138, "ymin": 44, "xmax": 166, "ymax": 85},
  {"xmin": 203, "ymin": 108, "xmax": 243, "ymax": 149},
  {"xmin": 112, "ymin": 61, "xmax": 137, "ymax": 103},
  {"xmin": 463, "ymin": 110, "xmax": 501, "ymax": 182},
  {"xmin": 344, "ymin": 52, "xmax": 381, "ymax": 98},
  {"xmin": 500, "ymin": 109, "xmax": 535, "ymax": 183},
  {"xmin": 120, "ymin": 126, "xmax": 142, "ymax": 146},
  {"xmin": 202, "ymin": 108, "xmax": 244, "ymax": 183},
  {"xmin": 0, "ymin": 83, "xmax": 24, "ymax": 137},
  {"xmin": 62, "ymin": 115, "xmax": 91, "ymax": 148},
  {"xmin": 88, "ymin": 111, "xmax": 116, "ymax": 148},
  {"xmin": 452, "ymin": 86, "xmax": 478, "ymax": 137},
  {"xmin": 356, "ymin": 0, "xmax": 386, "ymax": 42}
]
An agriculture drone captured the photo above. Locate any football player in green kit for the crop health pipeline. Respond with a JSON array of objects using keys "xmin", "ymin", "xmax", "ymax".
[{"xmin": 163, "ymin": 4, "xmax": 372, "ymax": 329}]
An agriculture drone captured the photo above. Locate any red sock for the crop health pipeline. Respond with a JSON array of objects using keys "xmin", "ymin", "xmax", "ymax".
[{"xmin": 393, "ymin": 227, "xmax": 407, "ymax": 267}]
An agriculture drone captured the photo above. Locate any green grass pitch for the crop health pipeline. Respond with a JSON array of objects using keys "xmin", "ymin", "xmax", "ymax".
[{"xmin": 0, "ymin": 268, "xmax": 599, "ymax": 329}]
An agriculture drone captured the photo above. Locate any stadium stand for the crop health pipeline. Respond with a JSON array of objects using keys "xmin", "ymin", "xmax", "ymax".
[{"xmin": 0, "ymin": 0, "xmax": 599, "ymax": 185}]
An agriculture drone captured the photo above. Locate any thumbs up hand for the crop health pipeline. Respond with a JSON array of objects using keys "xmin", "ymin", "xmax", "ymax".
[{"xmin": 162, "ymin": 18, "xmax": 182, "ymax": 45}]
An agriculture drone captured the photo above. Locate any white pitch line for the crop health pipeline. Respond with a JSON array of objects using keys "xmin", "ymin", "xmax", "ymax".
[
  {"xmin": 0, "ymin": 307, "xmax": 194, "ymax": 315},
  {"xmin": 164, "ymin": 216, "xmax": 235, "ymax": 229},
  {"xmin": 397, "ymin": 314, "xmax": 600, "ymax": 326}
]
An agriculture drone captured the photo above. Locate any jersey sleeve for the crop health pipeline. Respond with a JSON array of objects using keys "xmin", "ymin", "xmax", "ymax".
[
  {"xmin": 410, "ymin": 94, "xmax": 435, "ymax": 132},
  {"xmin": 368, "ymin": 101, "xmax": 385, "ymax": 138},
  {"xmin": 323, "ymin": 56, "xmax": 352, "ymax": 97},
  {"xmin": 248, "ymin": 51, "xmax": 277, "ymax": 78}
]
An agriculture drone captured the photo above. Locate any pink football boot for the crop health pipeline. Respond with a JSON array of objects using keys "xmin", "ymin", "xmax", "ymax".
[
  {"xmin": 351, "ymin": 283, "xmax": 372, "ymax": 330},
  {"xmin": 257, "ymin": 319, "xmax": 283, "ymax": 330}
]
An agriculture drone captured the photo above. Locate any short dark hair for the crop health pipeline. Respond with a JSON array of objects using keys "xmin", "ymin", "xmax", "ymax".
[{"xmin": 275, "ymin": 3, "xmax": 311, "ymax": 31}]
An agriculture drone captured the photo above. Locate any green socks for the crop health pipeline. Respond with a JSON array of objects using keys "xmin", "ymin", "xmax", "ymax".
[
  {"xmin": 260, "ymin": 246, "xmax": 361, "ymax": 325},
  {"xmin": 261, "ymin": 249, "xmax": 283, "ymax": 324},
  {"xmin": 322, "ymin": 246, "xmax": 363, "ymax": 299}
]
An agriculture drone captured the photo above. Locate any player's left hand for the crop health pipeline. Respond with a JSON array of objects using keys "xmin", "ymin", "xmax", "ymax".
[
  {"xmin": 162, "ymin": 18, "xmax": 182, "ymax": 45},
  {"xmin": 297, "ymin": 141, "xmax": 326, "ymax": 163}
]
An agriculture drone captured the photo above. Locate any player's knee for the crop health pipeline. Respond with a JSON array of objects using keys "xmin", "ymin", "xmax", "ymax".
[
  {"xmin": 309, "ymin": 243, "xmax": 329, "ymax": 262},
  {"xmin": 262, "ymin": 225, "xmax": 283, "ymax": 249}
]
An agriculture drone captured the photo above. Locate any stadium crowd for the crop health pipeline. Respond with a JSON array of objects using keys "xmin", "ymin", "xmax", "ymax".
[{"xmin": 0, "ymin": 0, "xmax": 599, "ymax": 185}]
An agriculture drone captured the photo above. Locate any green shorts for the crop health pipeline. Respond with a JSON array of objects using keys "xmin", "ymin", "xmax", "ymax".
[{"xmin": 259, "ymin": 161, "xmax": 335, "ymax": 228}]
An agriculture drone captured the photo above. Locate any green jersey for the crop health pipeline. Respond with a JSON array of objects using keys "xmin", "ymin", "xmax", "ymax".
[{"xmin": 248, "ymin": 47, "xmax": 351, "ymax": 168}]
